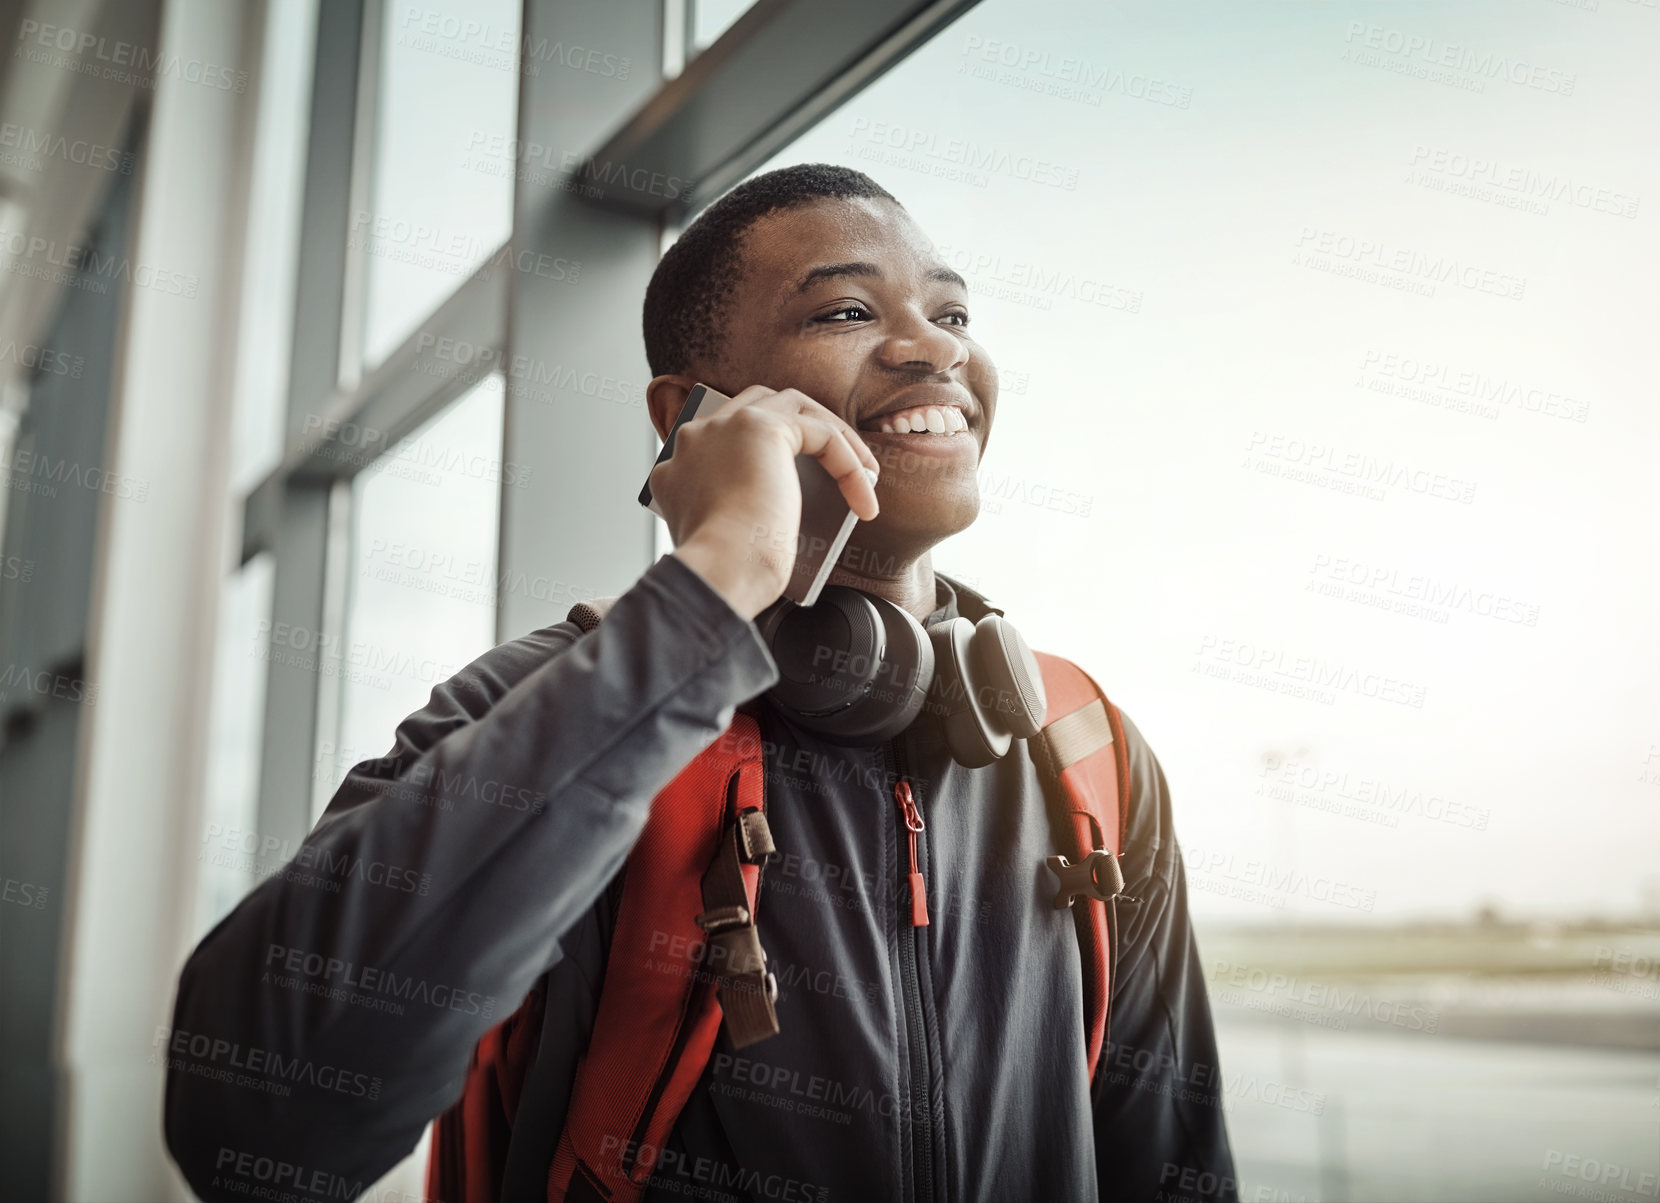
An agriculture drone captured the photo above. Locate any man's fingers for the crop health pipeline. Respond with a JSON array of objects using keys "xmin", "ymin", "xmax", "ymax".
[
  {"xmin": 708, "ymin": 384, "xmax": 768, "ymax": 416},
  {"xmin": 792, "ymin": 416, "xmax": 880, "ymax": 523},
  {"xmin": 709, "ymin": 386, "xmax": 880, "ymax": 476},
  {"xmin": 778, "ymin": 392, "xmax": 879, "ymax": 475},
  {"xmin": 682, "ymin": 385, "xmax": 879, "ymax": 520}
]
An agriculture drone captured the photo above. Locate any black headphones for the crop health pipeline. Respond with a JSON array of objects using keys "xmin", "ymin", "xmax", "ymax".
[{"xmin": 754, "ymin": 584, "xmax": 1047, "ymax": 767}]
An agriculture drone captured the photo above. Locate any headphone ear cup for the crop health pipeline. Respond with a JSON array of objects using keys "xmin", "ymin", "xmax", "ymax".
[
  {"xmin": 760, "ymin": 588, "xmax": 879, "ymax": 720},
  {"xmin": 929, "ymin": 618, "xmax": 1009, "ymax": 769},
  {"xmin": 838, "ymin": 599, "xmax": 931, "ymax": 745},
  {"xmin": 763, "ymin": 588, "xmax": 932, "ymax": 746},
  {"xmin": 969, "ymin": 615, "xmax": 1047, "ymax": 740}
]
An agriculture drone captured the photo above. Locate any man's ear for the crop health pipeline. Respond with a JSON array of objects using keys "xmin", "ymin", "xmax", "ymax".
[{"xmin": 646, "ymin": 375, "xmax": 700, "ymax": 441}]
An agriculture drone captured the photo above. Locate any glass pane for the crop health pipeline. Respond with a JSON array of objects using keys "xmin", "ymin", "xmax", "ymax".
[
  {"xmin": 736, "ymin": 1, "xmax": 1660, "ymax": 1197},
  {"xmin": 356, "ymin": 0, "xmax": 521, "ymax": 365},
  {"xmin": 230, "ymin": 0, "xmax": 319, "ymax": 493},
  {"xmin": 689, "ymin": 0, "xmax": 758, "ymax": 56},
  {"xmin": 321, "ymin": 379, "xmax": 497, "ymax": 1201},
  {"xmin": 195, "ymin": 554, "xmax": 274, "ymax": 938},
  {"xmin": 326, "ymin": 375, "xmax": 506, "ymax": 819}
]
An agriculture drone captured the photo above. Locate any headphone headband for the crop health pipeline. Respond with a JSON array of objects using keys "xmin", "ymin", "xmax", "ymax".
[{"xmin": 758, "ymin": 585, "xmax": 1045, "ymax": 766}]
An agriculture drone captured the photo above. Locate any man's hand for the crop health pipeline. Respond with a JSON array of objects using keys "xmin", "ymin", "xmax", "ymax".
[{"xmin": 654, "ymin": 386, "xmax": 880, "ymax": 620}]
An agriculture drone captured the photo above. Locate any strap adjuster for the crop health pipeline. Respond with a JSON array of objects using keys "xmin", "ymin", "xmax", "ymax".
[
  {"xmin": 736, "ymin": 808, "xmax": 775, "ymax": 863},
  {"xmin": 1046, "ymin": 849, "xmax": 1125, "ymax": 909},
  {"xmin": 700, "ymin": 797, "xmax": 782, "ymax": 1047},
  {"xmin": 695, "ymin": 904, "xmax": 751, "ymax": 934}
]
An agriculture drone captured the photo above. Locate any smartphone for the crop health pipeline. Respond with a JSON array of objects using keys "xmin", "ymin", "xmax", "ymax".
[{"xmin": 639, "ymin": 384, "xmax": 860, "ymax": 607}]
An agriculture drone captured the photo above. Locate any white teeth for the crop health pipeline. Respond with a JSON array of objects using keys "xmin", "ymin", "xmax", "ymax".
[{"xmin": 870, "ymin": 405, "xmax": 970, "ymax": 434}]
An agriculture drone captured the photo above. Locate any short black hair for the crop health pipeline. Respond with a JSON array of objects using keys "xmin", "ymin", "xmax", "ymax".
[{"xmin": 643, "ymin": 163, "xmax": 900, "ymax": 377}]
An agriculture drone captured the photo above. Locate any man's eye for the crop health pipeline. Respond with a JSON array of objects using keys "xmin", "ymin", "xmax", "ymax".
[
  {"xmin": 818, "ymin": 304, "xmax": 871, "ymax": 322},
  {"xmin": 940, "ymin": 311, "xmax": 969, "ymax": 327}
]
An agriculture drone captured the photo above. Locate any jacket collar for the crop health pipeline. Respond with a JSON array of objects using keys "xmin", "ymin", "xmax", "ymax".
[{"xmin": 929, "ymin": 570, "xmax": 1004, "ymax": 626}]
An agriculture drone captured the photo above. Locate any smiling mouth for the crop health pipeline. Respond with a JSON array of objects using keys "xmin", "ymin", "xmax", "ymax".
[{"xmin": 858, "ymin": 403, "xmax": 970, "ymax": 436}]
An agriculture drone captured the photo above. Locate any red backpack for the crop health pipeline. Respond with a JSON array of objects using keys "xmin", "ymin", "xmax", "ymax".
[{"xmin": 427, "ymin": 598, "xmax": 1133, "ymax": 1203}]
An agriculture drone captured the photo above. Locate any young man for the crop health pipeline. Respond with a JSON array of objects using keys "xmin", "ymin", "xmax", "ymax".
[{"xmin": 165, "ymin": 164, "xmax": 1237, "ymax": 1203}]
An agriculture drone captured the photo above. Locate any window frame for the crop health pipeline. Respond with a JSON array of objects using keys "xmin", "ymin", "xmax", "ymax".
[{"xmin": 240, "ymin": 0, "xmax": 983, "ymax": 850}]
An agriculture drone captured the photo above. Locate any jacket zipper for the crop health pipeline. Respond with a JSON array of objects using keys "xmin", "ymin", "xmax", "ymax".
[
  {"xmin": 883, "ymin": 736, "xmax": 936, "ymax": 1203},
  {"xmin": 893, "ymin": 780, "xmax": 929, "ymax": 927}
]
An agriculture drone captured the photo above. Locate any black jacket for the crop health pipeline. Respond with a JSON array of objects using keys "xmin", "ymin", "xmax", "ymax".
[{"xmin": 164, "ymin": 553, "xmax": 1237, "ymax": 1203}]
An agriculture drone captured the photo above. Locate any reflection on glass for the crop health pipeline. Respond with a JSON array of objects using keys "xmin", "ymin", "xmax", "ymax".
[
  {"xmin": 230, "ymin": 0, "xmax": 318, "ymax": 493},
  {"xmin": 357, "ymin": 0, "xmax": 520, "ymax": 365},
  {"xmin": 195, "ymin": 554, "xmax": 274, "ymax": 938},
  {"xmin": 328, "ymin": 375, "xmax": 505, "ymax": 818}
]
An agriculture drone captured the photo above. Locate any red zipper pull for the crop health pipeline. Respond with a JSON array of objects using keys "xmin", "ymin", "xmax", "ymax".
[{"xmin": 893, "ymin": 779, "xmax": 929, "ymax": 927}]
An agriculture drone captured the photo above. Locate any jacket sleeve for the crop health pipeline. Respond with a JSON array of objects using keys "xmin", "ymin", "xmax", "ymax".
[
  {"xmin": 163, "ymin": 553, "xmax": 780, "ymax": 1202},
  {"xmin": 1093, "ymin": 710, "xmax": 1240, "ymax": 1203}
]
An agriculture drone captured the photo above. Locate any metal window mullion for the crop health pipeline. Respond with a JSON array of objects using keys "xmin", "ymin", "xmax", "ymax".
[
  {"xmin": 579, "ymin": 0, "xmax": 981, "ymax": 217},
  {"xmin": 336, "ymin": 0, "xmax": 385, "ymax": 396},
  {"xmin": 305, "ymin": 266, "xmax": 507, "ymax": 477},
  {"xmin": 309, "ymin": 476, "xmax": 357, "ymax": 820},
  {"xmin": 256, "ymin": 0, "xmax": 369, "ymax": 852},
  {"xmin": 493, "ymin": 1, "xmax": 666, "ymax": 647},
  {"xmin": 240, "ymin": 264, "xmax": 505, "ymax": 557}
]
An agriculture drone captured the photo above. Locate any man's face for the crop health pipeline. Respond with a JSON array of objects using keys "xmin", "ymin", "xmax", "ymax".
[{"xmin": 696, "ymin": 196, "xmax": 997, "ymax": 560}]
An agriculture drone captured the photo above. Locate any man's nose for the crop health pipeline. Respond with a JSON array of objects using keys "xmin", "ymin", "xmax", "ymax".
[{"xmin": 877, "ymin": 313, "xmax": 968, "ymax": 375}]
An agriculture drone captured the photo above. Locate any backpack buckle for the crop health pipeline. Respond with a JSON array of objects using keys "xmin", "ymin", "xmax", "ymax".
[
  {"xmin": 1046, "ymin": 849, "xmax": 1125, "ymax": 909},
  {"xmin": 696, "ymin": 907, "xmax": 773, "ymax": 995}
]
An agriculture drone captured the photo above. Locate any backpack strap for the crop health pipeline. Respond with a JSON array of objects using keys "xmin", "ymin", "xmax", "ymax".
[
  {"xmin": 425, "ymin": 977, "xmax": 547, "ymax": 1203},
  {"xmin": 545, "ymin": 716, "xmax": 771, "ymax": 1203},
  {"xmin": 426, "ymin": 598, "xmax": 775, "ymax": 1203},
  {"xmin": 1029, "ymin": 651, "xmax": 1132, "ymax": 1086},
  {"xmin": 426, "ymin": 605, "xmax": 1130, "ymax": 1198},
  {"xmin": 541, "ymin": 597, "xmax": 775, "ymax": 1202}
]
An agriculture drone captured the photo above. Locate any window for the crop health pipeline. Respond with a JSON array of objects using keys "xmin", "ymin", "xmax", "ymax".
[
  {"xmin": 230, "ymin": 0, "xmax": 318, "ymax": 494},
  {"xmin": 196, "ymin": 555, "xmax": 275, "ymax": 935},
  {"xmin": 744, "ymin": 1, "xmax": 1660, "ymax": 1196},
  {"xmin": 689, "ymin": 0, "xmax": 759, "ymax": 56},
  {"xmin": 356, "ymin": 0, "xmax": 521, "ymax": 366},
  {"xmin": 325, "ymin": 375, "xmax": 506, "ymax": 817},
  {"xmin": 198, "ymin": 0, "xmax": 319, "ymax": 937},
  {"xmin": 203, "ymin": 0, "xmax": 1657, "ymax": 1197}
]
